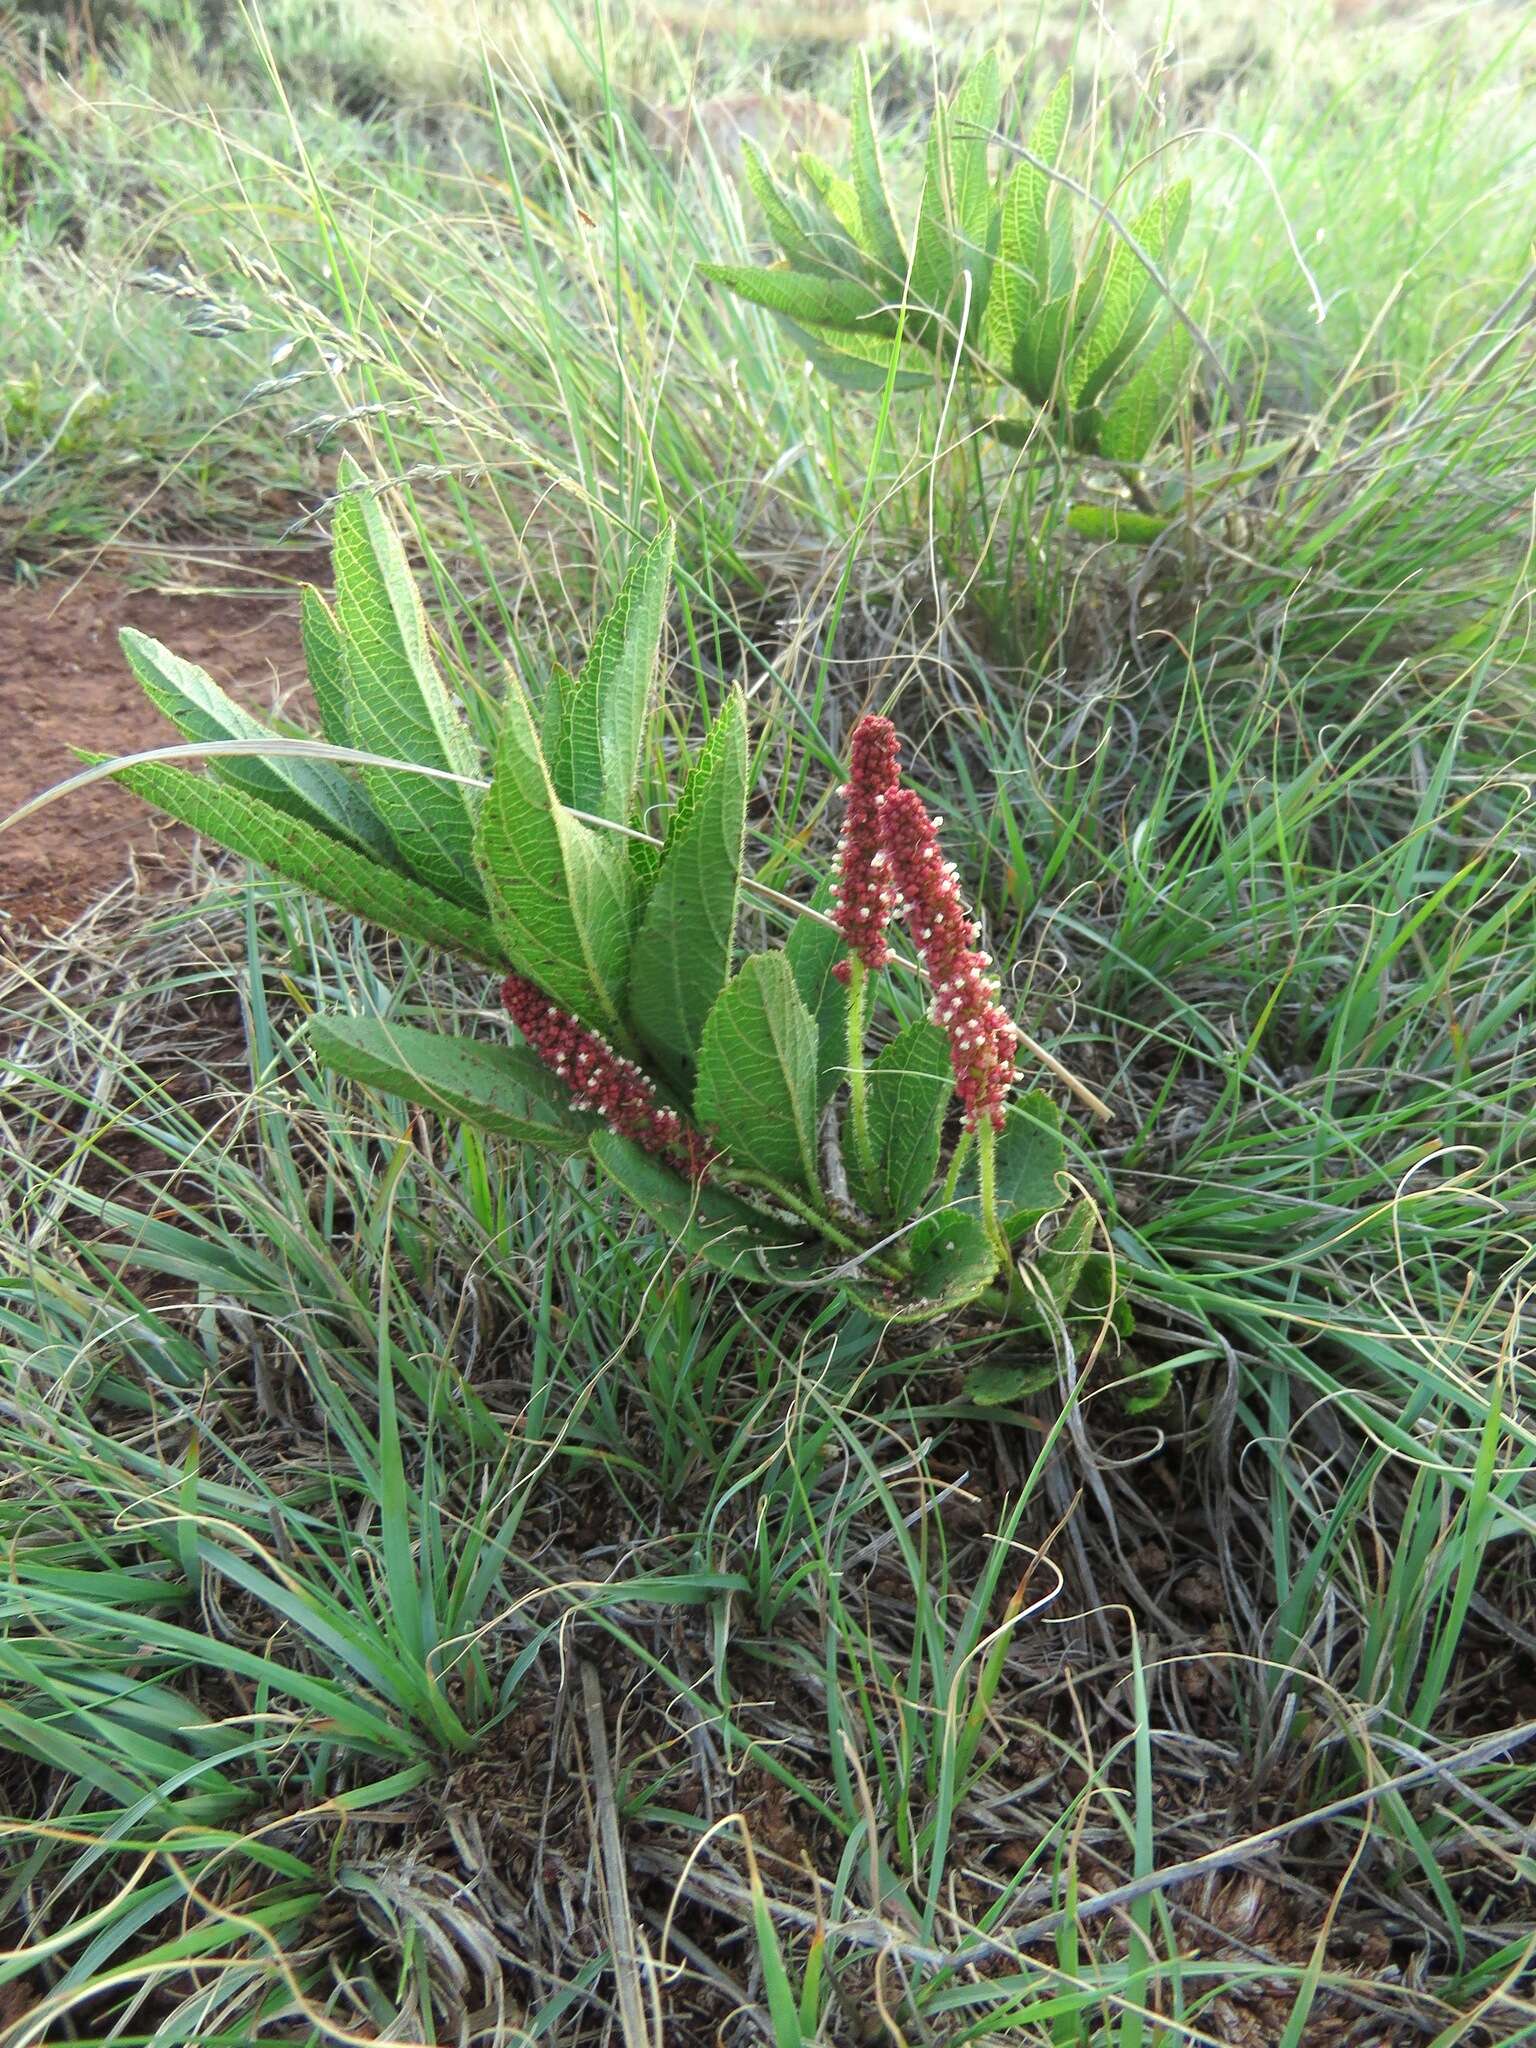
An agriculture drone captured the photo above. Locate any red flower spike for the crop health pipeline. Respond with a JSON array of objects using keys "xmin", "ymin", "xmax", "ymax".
[
  {"xmin": 877, "ymin": 788, "xmax": 1020, "ymax": 1131},
  {"xmin": 831, "ymin": 714, "xmax": 902, "ymax": 983},
  {"xmin": 500, "ymin": 973, "xmax": 708, "ymax": 1179}
]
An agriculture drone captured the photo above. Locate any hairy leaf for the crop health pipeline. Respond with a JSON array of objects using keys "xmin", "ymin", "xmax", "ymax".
[
  {"xmin": 1094, "ymin": 320, "xmax": 1192, "ymax": 463},
  {"xmin": 867, "ymin": 1020, "xmax": 952, "ymax": 1217},
  {"xmin": 784, "ymin": 321, "xmax": 932, "ymax": 393},
  {"xmin": 122, "ymin": 628, "xmax": 393, "ymax": 863},
  {"xmin": 785, "ymin": 889, "xmax": 849, "ymax": 1107},
  {"xmin": 965, "ymin": 1357, "xmax": 1057, "ymax": 1407},
  {"xmin": 309, "ymin": 1016, "xmax": 592, "ymax": 1151},
  {"xmin": 1076, "ymin": 1252, "xmax": 1136, "ymax": 1337},
  {"xmin": 849, "ymin": 51, "xmax": 906, "ymax": 277},
  {"xmin": 474, "ymin": 677, "xmax": 635, "ymax": 1036},
  {"xmin": 1066, "ymin": 504, "xmax": 1174, "ymax": 544},
  {"xmin": 985, "ymin": 415, "xmax": 1041, "ymax": 449},
  {"xmin": 1121, "ymin": 1356, "xmax": 1172, "ymax": 1415},
  {"xmin": 541, "ymin": 660, "xmax": 577, "ymax": 804},
  {"xmin": 1071, "ymin": 181, "xmax": 1191, "ymax": 409},
  {"xmin": 111, "ymin": 760, "xmax": 504, "ymax": 965},
  {"xmin": 331, "ymin": 460, "xmax": 482, "ymax": 904},
  {"xmin": 911, "ymin": 53, "xmax": 1000, "ymax": 331},
  {"xmin": 882, "ymin": 1210, "xmax": 999, "ymax": 1323},
  {"xmin": 946, "ymin": 51, "xmax": 1002, "ymax": 307},
  {"xmin": 628, "ymin": 692, "xmax": 748, "ymax": 1092},
  {"xmin": 1025, "ymin": 1199, "xmax": 1096, "ymax": 1323},
  {"xmin": 991, "ymin": 1090, "xmax": 1068, "ymax": 1238},
  {"xmin": 695, "ymin": 952, "xmax": 821, "ymax": 1193},
  {"xmin": 1010, "ymin": 291, "xmax": 1074, "ymax": 409},
  {"xmin": 298, "ymin": 586, "xmax": 353, "ymax": 752},
  {"xmin": 798, "ymin": 151, "xmax": 863, "ymax": 243},
  {"xmin": 990, "ymin": 74, "xmax": 1074, "ymax": 387},
  {"xmin": 559, "ymin": 525, "xmax": 674, "ymax": 823},
  {"xmin": 739, "ymin": 138, "xmax": 850, "ymax": 272},
  {"xmin": 589, "ymin": 1131, "xmax": 820, "ymax": 1282},
  {"xmin": 698, "ymin": 261, "xmax": 894, "ymax": 335}
]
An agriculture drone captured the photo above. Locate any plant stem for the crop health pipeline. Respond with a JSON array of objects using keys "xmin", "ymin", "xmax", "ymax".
[
  {"xmin": 940, "ymin": 1127, "xmax": 974, "ymax": 1206},
  {"xmin": 977, "ymin": 1119, "xmax": 1012, "ymax": 1275},
  {"xmin": 845, "ymin": 959, "xmax": 878, "ymax": 1192}
]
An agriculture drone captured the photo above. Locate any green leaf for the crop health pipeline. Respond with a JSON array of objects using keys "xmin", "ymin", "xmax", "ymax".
[
  {"xmin": 985, "ymin": 416, "xmax": 1037, "ymax": 449},
  {"xmin": 1029, "ymin": 72, "xmax": 1074, "ymax": 180},
  {"xmin": 542, "ymin": 660, "xmax": 577, "ymax": 804},
  {"xmin": 965, "ymin": 1357, "xmax": 1057, "ymax": 1407},
  {"xmin": 695, "ymin": 952, "xmax": 821, "ymax": 1194},
  {"xmin": 629, "ymin": 816, "xmax": 662, "ymax": 893},
  {"xmin": 120, "ymin": 627, "xmax": 393, "ymax": 863},
  {"xmin": 1076, "ymin": 1252, "xmax": 1136, "ymax": 1337},
  {"xmin": 628, "ymin": 693, "xmax": 748, "ymax": 1092},
  {"xmin": 739, "ymin": 138, "xmax": 848, "ymax": 271},
  {"xmin": 308, "ymin": 1016, "xmax": 591, "ymax": 1152},
  {"xmin": 883, "ymin": 1210, "xmax": 999, "ymax": 1323},
  {"xmin": 909, "ymin": 55, "xmax": 1000, "ymax": 338},
  {"xmin": 991, "ymin": 74, "xmax": 1075, "ymax": 394},
  {"xmin": 699, "ymin": 261, "xmax": 894, "ymax": 335},
  {"xmin": 1066, "ymin": 505, "xmax": 1175, "ymax": 545},
  {"xmin": 299, "ymin": 585, "xmax": 352, "ymax": 751},
  {"xmin": 1030, "ymin": 1199, "xmax": 1096, "ymax": 1317},
  {"xmin": 798, "ymin": 151, "xmax": 863, "ymax": 243},
  {"xmin": 1071, "ymin": 181, "xmax": 1191, "ymax": 409},
  {"xmin": 997, "ymin": 76, "xmax": 1072, "ymax": 292},
  {"xmin": 1010, "ymin": 291, "xmax": 1074, "ymax": 410},
  {"xmin": 1094, "ymin": 321, "xmax": 1192, "ymax": 464},
  {"xmin": 984, "ymin": 1090, "xmax": 1068, "ymax": 1238},
  {"xmin": 331, "ymin": 459, "xmax": 482, "ymax": 904},
  {"xmin": 785, "ymin": 889, "xmax": 849, "ymax": 1108},
  {"xmin": 1122, "ymin": 1356, "xmax": 1172, "ymax": 1415},
  {"xmin": 849, "ymin": 51, "xmax": 906, "ymax": 277},
  {"xmin": 867, "ymin": 1020, "xmax": 952, "ymax": 1218},
  {"xmin": 946, "ymin": 51, "xmax": 1001, "ymax": 305},
  {"xmin": 111, "ymin": 760, "xmax": 504, "ymax": 965},
  {"xmin": 474, "ymin": 676, "xmax": 635, "ymax": 1037},
  {"xmin": 560, "ymin": 525, "xmax": 674, "ymax": 823},
  {"xmin": 783, "ymin": 321, "xmax": 932, "ymax": 393},
  {"xmin": 589, "ymin": 1131, "xmax": 820, "ymax": 1283},
  {"xmin": 1021, "ymin": 71, "xmax": 1073, "ymax": 294},
  {"xmin": 982, "ymin": 169, "xmax": 1036, "ymax": 366}
]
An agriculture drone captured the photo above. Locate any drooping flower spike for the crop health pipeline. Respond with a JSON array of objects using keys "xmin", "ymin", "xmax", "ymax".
[
  {"xmin": 501, "ymin": 974, "xmax": 710, "ymax": 1179},
  {"xmin": 830, "ymin": 714, "xmax": 901, "ymax": 984},
  {"xmin": 876, "ymin": 787, "xmax": 1019, "ymax": 1132}
]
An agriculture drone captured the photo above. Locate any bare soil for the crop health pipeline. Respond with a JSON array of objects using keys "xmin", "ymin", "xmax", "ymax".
[{"xmin": 1, "ymin": 551, "xmax": 324, "ymax": 931}]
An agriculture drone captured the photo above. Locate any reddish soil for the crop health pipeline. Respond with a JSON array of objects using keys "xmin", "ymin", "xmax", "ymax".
[{"xmin": 1, "ymin": 552, "xmax": 325, "ymax": 931}]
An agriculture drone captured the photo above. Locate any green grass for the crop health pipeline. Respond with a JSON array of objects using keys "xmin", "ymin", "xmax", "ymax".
[{"xmin": 4, "ymin": 0, "xmax": 1536, "ymax": 2041}]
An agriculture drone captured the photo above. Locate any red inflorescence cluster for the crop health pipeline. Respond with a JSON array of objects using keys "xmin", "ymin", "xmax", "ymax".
[
  {"xmin": 830, "ymin": 714, "xmax": 902, "ymax": 984},
  {"xmin": 500, "ymin": 973, "xmax": 709, "ymax": 1179},
  {"xmin": 873, "ymin": 786, "xmax": 1020, "ymax": 1132}
]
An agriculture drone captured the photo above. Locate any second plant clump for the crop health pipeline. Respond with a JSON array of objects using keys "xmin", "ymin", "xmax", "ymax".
[
  {"xmin": 104, "ymin": 468, "xmax": 1135, "ymax": 1398},
  {"xmin": 702, "ymin": 57, "xmax": 1196, "ymax": 481}
]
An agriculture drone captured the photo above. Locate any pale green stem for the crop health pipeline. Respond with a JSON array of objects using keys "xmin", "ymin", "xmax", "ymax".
[
  {"xmin": 940, "ymin": 1127, "xmax": 975, "ymax": 1207},
  {"xmin": 845, "ymin": 959, "xmax": 878, "ymax": 1190},
  {"xmin": 977, "ymin": 1119, "xmax": 1012, "ymax": 1276}
]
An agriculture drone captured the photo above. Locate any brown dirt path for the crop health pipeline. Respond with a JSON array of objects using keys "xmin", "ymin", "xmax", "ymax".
[{"xmin": 1, "ymin": 552, "xmax": 324, "ymax": 931}]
